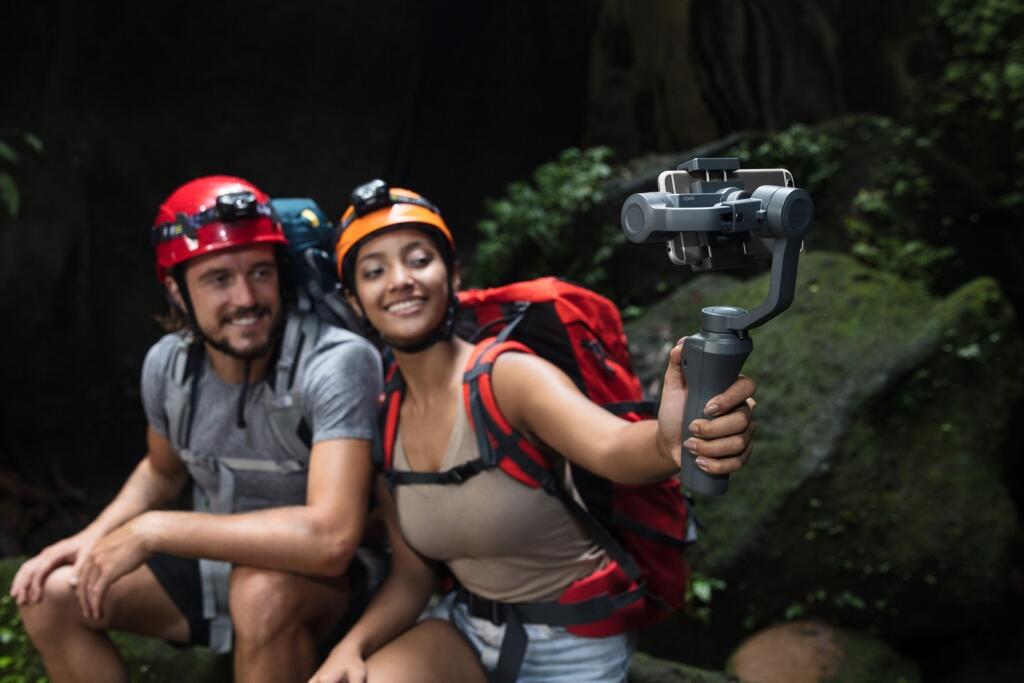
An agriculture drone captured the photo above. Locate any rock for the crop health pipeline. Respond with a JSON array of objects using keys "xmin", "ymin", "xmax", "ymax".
[
  {"xmin": 630, "ymin": 652, "xmax": 739, "ymax": 683},
  {"xmin": 0, "ymin": 557, "xmax": 231, "ymax": 682},
  {"xmin": 585, "ymin": 0, "xmax": 720, "ymax": 157},
  {"xmin": 726, "ymin": 620, "xmax": 919, "ymax": 683},
  {"xmin": 627, "ymin": 252, "xmax": 1023, "ymax": 663},
  {"xmin": 690, "ymin": 1, "xmax": 845, "ymax": 132}
]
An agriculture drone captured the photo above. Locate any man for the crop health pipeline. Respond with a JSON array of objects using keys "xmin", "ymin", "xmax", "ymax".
[{"xmin": 10, "ymin": 176, "xmax": 382, "ymax": 683}]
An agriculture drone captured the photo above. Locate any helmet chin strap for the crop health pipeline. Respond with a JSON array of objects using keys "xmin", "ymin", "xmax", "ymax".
[{"xmin": 356, "ymin": 283, "xmax": 459, "ymax": 354}]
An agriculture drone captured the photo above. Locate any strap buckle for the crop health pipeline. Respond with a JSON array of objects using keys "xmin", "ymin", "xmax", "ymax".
[{"xmin": 461, "ymin": 589, "xmax": 505, "ymax": 625}]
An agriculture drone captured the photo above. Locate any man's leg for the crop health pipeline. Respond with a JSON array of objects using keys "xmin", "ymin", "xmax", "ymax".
[
  {"xmin": 18, "ymin": 563, "xmax": 190, "ymax": 683},
  {"xmin": 229, "ymin": 565, "xmax": 350, "ymax": 683}
]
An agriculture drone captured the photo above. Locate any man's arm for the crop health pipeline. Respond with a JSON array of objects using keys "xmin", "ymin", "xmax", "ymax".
[
  {"xmin": 9, "ymin": 426, "xmax": 188, "ymax": 606},
  {"xmin": 74, "ymin": 436, "xmax": 373, "ymax": 620},
  {"xmin": 138, "ymin": 437, "xmax": 373, "ymax": 574}
]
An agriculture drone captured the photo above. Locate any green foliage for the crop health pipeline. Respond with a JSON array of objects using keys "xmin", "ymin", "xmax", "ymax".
[
  {"xmin": 925, "ymin": 0, "xmax": 1024, "ymax": 207},
  {"xmin": 0, "ymin": 591, "xmax": 48, "ymax": 683},
  {"xmin": 0, "ymin": 131, "xmax": 45, "ymax": 218},
  {"xmin": 727, "ymin": 123, "xmax": 846, "ymax": 199},
  {"xmin": 0, "ymin": 175, "xmax": 19, "ymax": 218},
  {"xmin": 686, "ymin": 572, "xmax": 726, "ymax": 625},
  {"xmin": 729, "ymin": 118, "xmax": 956, "ymax": 288},
  {"xmin": 470, "ymin": 147, "xmax": 619, "ymax": 288}
]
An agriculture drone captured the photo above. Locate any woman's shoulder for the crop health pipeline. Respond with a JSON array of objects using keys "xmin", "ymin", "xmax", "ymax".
[{"xmin": 487, "ymin": 347, "xmax": 575, "ymax": 420}]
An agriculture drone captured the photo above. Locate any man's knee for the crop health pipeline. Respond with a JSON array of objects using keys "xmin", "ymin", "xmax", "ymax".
[
  {"xmin": 229, "ymin": 567, "xmax": 308, "ymax": 646},
  {"xmin": 18, "ymin": 566, "xmax": 95, "ymax": 638}
]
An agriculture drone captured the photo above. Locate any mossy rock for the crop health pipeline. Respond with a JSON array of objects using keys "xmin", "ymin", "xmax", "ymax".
[
  {"xmin": 0, "ymin": 557, "xmax": 230, "ymax": 682},
  {"xmin": 627, "ymin": 251, "xmax": 1023, "ymax": 661},
  {"xmin": 725, "ymin": 620, "xmax": 919, "ymax": 683}
]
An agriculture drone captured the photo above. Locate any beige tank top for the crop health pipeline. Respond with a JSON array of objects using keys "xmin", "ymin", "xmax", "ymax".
[{"xmin": 394, "ymin": 403, "xmax": 606, "ymax": 602}]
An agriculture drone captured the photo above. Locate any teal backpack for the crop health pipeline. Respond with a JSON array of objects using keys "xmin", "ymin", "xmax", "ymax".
[{"xmin": 270, "ymin": 197, "xmax": 359, "ymax": 330}]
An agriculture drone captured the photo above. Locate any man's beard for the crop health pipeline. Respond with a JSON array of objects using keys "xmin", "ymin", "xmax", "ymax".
[{"xmin": 200, "ymin": 304, "xmax": 285, "ymax": 360}]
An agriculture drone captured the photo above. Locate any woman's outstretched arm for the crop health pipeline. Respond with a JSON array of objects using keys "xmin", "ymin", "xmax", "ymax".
[{"xmin": 492, "ymin": 338, "xmax": 756, "ymax": 484}]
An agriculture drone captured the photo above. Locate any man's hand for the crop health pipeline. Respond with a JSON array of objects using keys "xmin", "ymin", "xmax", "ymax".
[
  {"xmin": 73, "ymin": 518, "xmax": 154, "ymax": 621},
  {"xmin": 658, "ymin": 337, "xmax": 757, "ymax": 473},
  {"xmin": 9, "ymin": 532, "xmax": 98, "ymax": 606}
]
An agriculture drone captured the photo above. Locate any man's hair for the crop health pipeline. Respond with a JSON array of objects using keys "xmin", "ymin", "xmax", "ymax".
[{"xmin": 155, "ymin": 302, "xmax": 189, "ymax": 333}]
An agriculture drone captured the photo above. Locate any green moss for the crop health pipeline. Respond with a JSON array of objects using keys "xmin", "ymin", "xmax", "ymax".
[
  {"xmin": 0, "ymin": 560, "xmax": 48, "ymax": 683},
  {"xmin": 670, "ymin": 252, "xmax": 946, "ymax": 571}
]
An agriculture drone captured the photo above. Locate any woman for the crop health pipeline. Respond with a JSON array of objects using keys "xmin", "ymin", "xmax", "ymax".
[{"xmin": 310, "ymin": 182, "xmax": 757, "ymax": 683}]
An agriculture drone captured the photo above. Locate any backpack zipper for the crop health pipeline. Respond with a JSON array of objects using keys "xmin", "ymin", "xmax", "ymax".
[{"xmin": 584, "ymin": 338, "xmax": 614, "ymax": 375}]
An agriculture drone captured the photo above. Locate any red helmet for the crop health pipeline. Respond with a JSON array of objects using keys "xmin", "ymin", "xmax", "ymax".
[{"xmin": 151, "ymin": 175, "xmax": 286, "ymax": 281}]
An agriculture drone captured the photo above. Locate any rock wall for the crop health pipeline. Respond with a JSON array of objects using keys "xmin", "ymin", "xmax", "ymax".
[{"xmin": 627, "ymin": 252, "xmax": 1024, "ymax": 667}]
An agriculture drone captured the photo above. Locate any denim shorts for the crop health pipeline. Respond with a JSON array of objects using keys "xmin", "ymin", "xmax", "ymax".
[{"xmin": 423, "ymin": 592, "xmax": 635, "ymax": 683}]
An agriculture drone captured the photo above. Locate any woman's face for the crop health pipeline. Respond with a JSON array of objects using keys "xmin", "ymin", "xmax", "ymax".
[{"xmin": 348, "ymin": 227, "xmax": 455, "ymax": 347}]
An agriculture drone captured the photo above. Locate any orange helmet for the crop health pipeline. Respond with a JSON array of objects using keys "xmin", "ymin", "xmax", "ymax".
[
  {"xmin": 335, "ymin": 180, "xmax": 454, "ymax": 286},
  {"xmin": 151, "ymin": 175, "xmax": 285, "ymax": 281}
]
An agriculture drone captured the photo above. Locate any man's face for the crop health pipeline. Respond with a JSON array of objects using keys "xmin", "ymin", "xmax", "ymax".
[{"xmin": 174, "ymin": 245, "xmax": 283, "ymax": 359}]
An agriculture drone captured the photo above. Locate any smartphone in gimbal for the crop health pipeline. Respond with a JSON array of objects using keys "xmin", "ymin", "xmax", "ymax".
[{"xmin": 655, "ymin": 168, "xmax": 795, "ymax": 270}]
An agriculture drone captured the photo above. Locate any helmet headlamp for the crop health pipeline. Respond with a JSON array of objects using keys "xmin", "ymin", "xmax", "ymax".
[{"xmin": 151, "ymin": 190, "xmax": 275, "ymax": 246}]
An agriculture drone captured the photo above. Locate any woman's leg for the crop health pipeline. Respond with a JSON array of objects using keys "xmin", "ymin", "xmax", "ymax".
[{"xmin": 365, "ymin": 618, "xmax": 487, "ymax": 683}]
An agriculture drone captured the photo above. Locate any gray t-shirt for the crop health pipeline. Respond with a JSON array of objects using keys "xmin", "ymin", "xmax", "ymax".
[{"xmin": 141, "ymin": 322, "xmax": 382, "ymax": 512}]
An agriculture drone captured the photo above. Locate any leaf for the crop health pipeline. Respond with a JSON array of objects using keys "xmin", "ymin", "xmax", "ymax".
[
  {"xmin": 0, "ymin": 173, "xmax": 20, "ymax": 216},
  {"xmin": 23, "ymin": 132, "xmax": 43, "ymax": 153},
  {"xmin": 692, "ymin": 580, "xmax": 713, "ymax": 603},
  {"xmin": 0, "ymin": 141, "xmax": 19, "ymax": 164}
]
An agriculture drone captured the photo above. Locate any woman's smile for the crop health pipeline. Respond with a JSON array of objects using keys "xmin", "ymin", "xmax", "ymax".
[{"xmin": 384, "ymin": 296, "xmax": 428, "ymax": 316}]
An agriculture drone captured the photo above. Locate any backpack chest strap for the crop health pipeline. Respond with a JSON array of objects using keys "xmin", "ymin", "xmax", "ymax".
[
  {"xmin": 382, "ymin": 458, "xmax": 492, "ymax": 487},
  {"xmin": 177, "ymin": 449, "xmax": 308, "ymax": 476}
]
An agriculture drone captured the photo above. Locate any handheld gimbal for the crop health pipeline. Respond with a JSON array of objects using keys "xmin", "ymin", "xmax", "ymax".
[{"xmin": 621, "ymin": 157, "xmax": 812, "ymax": 496}]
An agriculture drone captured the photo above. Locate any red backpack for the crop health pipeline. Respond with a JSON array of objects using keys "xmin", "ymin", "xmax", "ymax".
[{"xmin": 377, "ymin": 278, "xmax": 692, "ymax": 677}]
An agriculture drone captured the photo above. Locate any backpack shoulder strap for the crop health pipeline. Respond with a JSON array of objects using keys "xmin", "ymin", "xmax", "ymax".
[
  {"xmin": 264, "ymin": 311, "xmax": 321, "ymax": 466},
  {"xmin": 163, "ymin": 333, "xmax": 204, "ymax": 452},
  {"xmin": 273, "ymin": 311, "xmax": 321, "ymax": 394},
  {"xmin": 377, "ymin": 362, "xmax": 405, "ymax": 471},
  {"xmin": 376, "ymin": 339, "xmax": 533, "ymax": 488},
  {"xmin": 461, "ymin": 338, "xmax": 559, "ymax": 490},
  {"xmin": 465, "ymin": 337, "xmax": 644, "ymax": 582}
]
